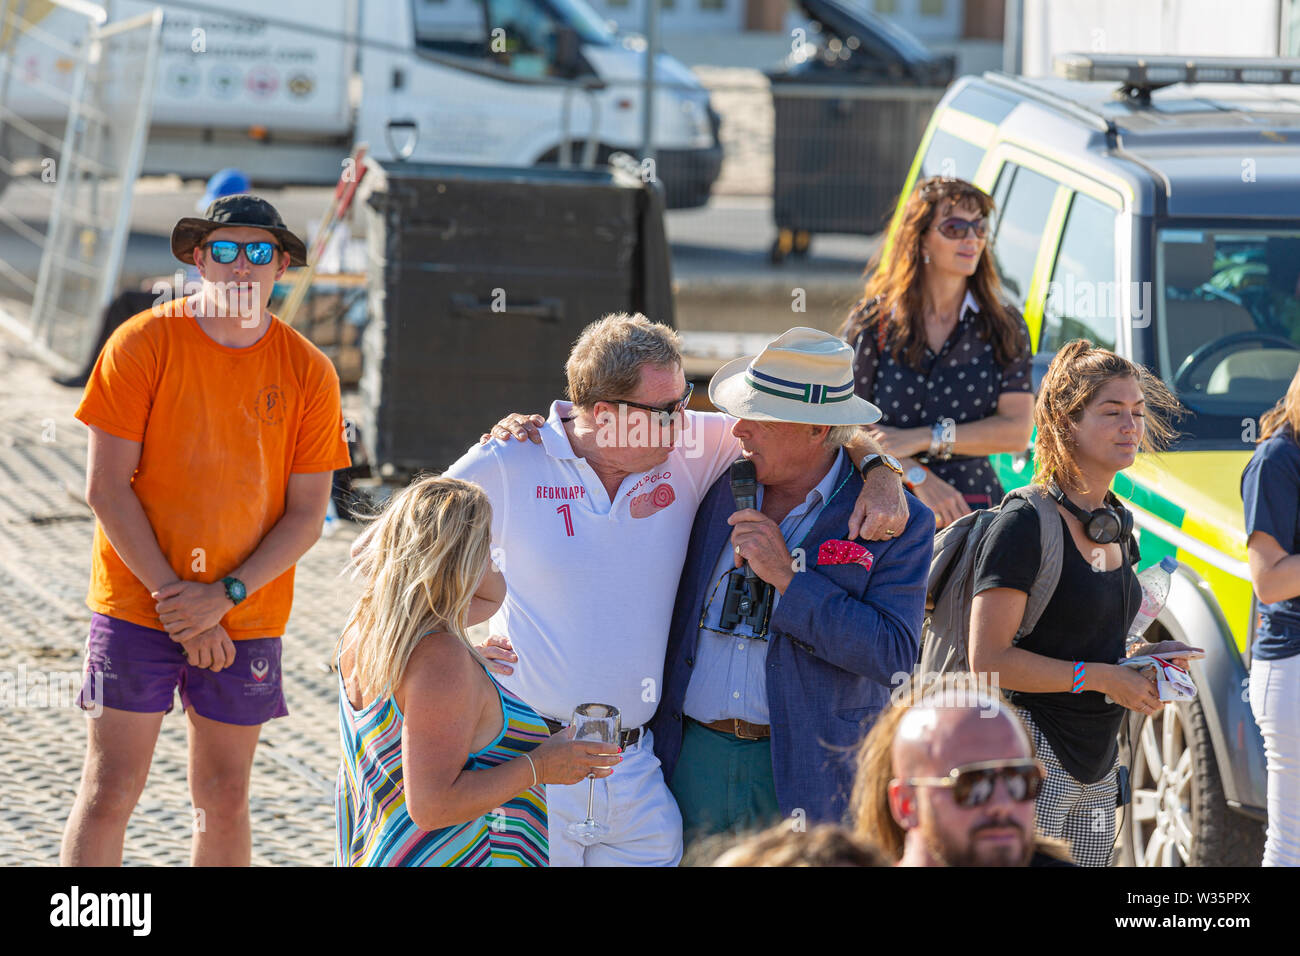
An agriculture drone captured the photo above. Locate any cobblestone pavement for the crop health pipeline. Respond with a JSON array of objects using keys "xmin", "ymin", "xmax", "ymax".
[{"xmin": 0, "ymin": 330, "xmax": 368, "ymax": 866}]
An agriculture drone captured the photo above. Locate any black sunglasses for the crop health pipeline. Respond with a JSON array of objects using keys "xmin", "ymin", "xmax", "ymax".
[
  {"xmin": 934, "ymin": 216, "xmax": 989, "ymax": 240},
  {"xmin": 203, "ymin": 239, "xmax": 281, "ymax": 266},
  {"xmin": 903, "ymin": 759, "xmax": 1043, "ymax": 807},
  {"xmin": 598, "ymin": 382, "xmax": 693, "ymax": 422}
]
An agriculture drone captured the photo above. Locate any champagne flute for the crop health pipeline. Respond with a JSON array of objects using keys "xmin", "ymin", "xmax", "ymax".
[{"xmin": 564, "ymin": 702, "xmax": 621, "ymax": 846}]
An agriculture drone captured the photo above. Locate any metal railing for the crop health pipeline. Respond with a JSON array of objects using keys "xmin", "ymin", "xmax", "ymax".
[{"xmin": 0, "ymin": 0, "xmax": 162, "ymax": 371}]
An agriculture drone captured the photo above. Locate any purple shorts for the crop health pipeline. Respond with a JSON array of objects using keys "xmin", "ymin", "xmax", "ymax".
[{"xmin": 78, "ymin": 613, "xmax": 289, "ymax": 725}]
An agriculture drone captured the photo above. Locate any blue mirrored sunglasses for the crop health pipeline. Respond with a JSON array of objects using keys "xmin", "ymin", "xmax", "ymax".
[{"xmin": 203, "ymin": 240, "xmax": 280, "ymax": 266}]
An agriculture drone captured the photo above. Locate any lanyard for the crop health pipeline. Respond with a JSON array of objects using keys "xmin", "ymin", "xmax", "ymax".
[{"xmin": 792, "ymin": 467, "xmax": 853, "ymax": 554}]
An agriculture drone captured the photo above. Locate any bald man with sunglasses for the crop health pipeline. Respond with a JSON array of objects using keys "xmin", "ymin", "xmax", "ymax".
[{"xmin": 888, "ymin": 695, "xmax": 1071, "ymax": 867}]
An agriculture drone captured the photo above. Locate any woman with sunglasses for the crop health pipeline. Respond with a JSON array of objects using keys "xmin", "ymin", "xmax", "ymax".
[
  {"xmin": 840, "ymin": 176, "xmax": 1035, "ymax": 529},
  {"xmin": 1242, "ymin": 362, "xmax": 1300, "ymax": 866},
  {"xmin": 336, "ymin": 477, "xmax": 620, "ymax": 866},
  {"xmin": 967, "ymin": 341, "xmax": 1198, "ymax": 866}
]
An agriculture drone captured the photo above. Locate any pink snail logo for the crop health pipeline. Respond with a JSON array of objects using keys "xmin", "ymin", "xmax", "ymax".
[
  {"xmin": 630, "ymin": 482, "xmax": 676, "ymax": 519},
  {"xmin": 250, "ymin": 658, "xmax": 269, "ymax": 682}
]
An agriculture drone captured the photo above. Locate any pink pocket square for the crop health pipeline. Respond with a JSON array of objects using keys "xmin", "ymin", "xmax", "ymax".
[{"xmin": 817, "ymin": 539, "xmax": 874, "ymax": 570}]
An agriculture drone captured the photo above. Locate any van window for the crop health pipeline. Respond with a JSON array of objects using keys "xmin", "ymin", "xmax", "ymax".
[
  {"xmin": 990, "ymin": 163, "xmax": 1057, "ymax": 310},
  {"xmin": 919, "ymin": 128, "xmax": 984, "ymax": 182},
  {"xmin": 414, "ymin": 0, "xmax": 489, "ymax": 58},
  {"xmin": 543, "ymin": 0, "xmax": 615, "ymax": 45},
  {"xmin": 485, "ymin": 0, "xmax": 566, "ymax": 76},
  {"xmin": 1041, "ymin": 192, "xmax": 1118, "ymax": 353}
]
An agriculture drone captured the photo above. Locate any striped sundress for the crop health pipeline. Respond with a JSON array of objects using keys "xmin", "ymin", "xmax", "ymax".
[{"xmin": 334, "ymin": 659, "xmax": 550, "ymax": 866}]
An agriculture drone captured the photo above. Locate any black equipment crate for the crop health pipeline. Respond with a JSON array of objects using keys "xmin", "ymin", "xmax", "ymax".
[{"xmin": 358, "ymin": 160, "xmax": 673, "ymax": 477}]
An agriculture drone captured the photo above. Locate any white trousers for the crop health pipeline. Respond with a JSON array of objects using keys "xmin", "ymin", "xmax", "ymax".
[
  {"xmin": 545, "ymin": 728, "xmax": 683, "ymax": 867},
  {"xmin": 1250, "ymin": 653, "xmax": 1300, "ymax": 866}
]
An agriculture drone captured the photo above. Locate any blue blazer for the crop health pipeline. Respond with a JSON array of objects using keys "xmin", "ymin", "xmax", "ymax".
[{"xmin": 649, "ymin": 453, "xmax": 933, "ymax": 825}]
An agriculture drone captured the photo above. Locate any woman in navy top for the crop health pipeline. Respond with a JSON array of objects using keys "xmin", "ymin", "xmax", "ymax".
[
  {"xmin": 1242, "ymin": 367, "xmax": 1300, "ymax": 866},
  {"xmin": 841, "ymin": 177, "xmax": 1035, "ymax": 529}
]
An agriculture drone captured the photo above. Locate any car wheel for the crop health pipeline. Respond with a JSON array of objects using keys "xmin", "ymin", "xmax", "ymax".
[{"xmin": 1117, "ymin": 694, "xmax": 1264, "ymax": 866}]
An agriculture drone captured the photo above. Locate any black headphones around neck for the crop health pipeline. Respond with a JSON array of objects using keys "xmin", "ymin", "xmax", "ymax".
[{"xmin": 1047, "ymin": 481, "xmax": 1133, "ymax": 545}]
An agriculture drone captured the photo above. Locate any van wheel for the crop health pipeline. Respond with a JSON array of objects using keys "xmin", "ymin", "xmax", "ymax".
[
  {"xmin": 1117, "ymin": 695, "xmax": 1264, "ymax": 866},
  {"xmin": 534, "ymin": 144, "xmax": 615, "ymax": 169}
]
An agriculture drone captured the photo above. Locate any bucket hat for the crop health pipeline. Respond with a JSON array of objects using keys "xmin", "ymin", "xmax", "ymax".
[{"xmin": 171, "ymin": 194, "xmax": 307, "ymax": 267}]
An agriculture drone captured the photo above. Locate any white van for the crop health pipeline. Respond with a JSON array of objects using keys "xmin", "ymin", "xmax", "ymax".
[{"xmin": 6, "ymin": 0, "xmax": 721, "ymax": 207}]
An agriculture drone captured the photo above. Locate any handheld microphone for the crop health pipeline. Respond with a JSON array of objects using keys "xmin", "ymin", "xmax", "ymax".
[
  {"xmin": 730, "ymin": 457, "xmax": 758, "ymax": 512},
  {"xmin": 729, "ymin": 458, "xmax": 760, "ymax": 606}
]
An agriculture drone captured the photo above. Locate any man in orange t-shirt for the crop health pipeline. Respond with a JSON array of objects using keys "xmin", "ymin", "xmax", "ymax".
[{"xmin": 61, "ymin": 195, "xmax": 351, "ymax": 866}]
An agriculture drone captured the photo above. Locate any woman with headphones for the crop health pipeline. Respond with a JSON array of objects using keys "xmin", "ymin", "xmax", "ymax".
[{"xmin": 965, "ymin": 340, "xmax": 1199, "ymax": 866}]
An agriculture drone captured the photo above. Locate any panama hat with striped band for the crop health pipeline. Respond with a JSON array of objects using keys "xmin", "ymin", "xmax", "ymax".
[{"xmin": 708, "ymin": 327, "xmax": 882, "ymax": 426}]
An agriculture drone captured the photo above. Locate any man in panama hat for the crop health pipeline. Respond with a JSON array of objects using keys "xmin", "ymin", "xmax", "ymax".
[
  {"xmin": 426, "ymin": 314, "xmax": 912, "ymax": 866},
  {"xmin": 62, "ymin": 195, "xmax": 349, "ymax": 866},
  {"xmin": 649, "ymin": 327, "xmax": 935, "ymax": 845}
]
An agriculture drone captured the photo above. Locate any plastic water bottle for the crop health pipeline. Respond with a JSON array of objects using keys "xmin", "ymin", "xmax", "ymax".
[
  {"xmin": 1128, "ymin": 557, "xmax": 1178, "ymax": 645},
  {"xmin": 1104, "ymin": 557, "xmax": 1179, "ymax": 702}
]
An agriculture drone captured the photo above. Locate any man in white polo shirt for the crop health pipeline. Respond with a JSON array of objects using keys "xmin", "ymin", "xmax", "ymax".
[{"xmin": 445, "ymin": 314, "xmax": 907, "ymax": 866}]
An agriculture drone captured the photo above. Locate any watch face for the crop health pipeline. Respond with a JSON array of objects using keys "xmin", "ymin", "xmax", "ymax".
[
  {"xmin": 906, "ymin": 466, "xmax": 927, "ymax": 484},
  {"xmin": 228, "ymin": 579, "xmax": 246, "ymax": 602},
  {"xmin": 883, "ymin": 455, "xmax": 902, "ymax": 473}
]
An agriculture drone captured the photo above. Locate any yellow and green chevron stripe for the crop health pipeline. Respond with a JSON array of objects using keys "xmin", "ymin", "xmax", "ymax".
[{"xmin": 994, "ymin": 450, "xmax": 1254, "ymax": 653}]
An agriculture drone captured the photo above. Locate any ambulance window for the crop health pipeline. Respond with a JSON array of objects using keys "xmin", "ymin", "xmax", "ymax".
[
  {"xmin": 1041, "ymin": 192, "xmax": 1118, "ymax": 353},
  {"xmin": 919, "ymin": 128, "xmax": 984, "ymax": 182},
  {"xmin": 991, "ymin": 163, "xmax": 1057, "ymax": 310},
  {"xmin": 991, "ymin": 160, "xmax": 1013, "ymax": 214}
]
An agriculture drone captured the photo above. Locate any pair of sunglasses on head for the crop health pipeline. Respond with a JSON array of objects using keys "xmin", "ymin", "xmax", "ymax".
[
  {"xmin": 202, "ymin": 239, "xmax": 282, "ymax": 266},
  {"xmin": 902, "ymin": 758, "xmax": 1044, "ymax": 807}
]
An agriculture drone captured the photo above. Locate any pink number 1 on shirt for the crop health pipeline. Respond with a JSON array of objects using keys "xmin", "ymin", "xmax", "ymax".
[{"xmin": 556, "ymin": 504, "xmax": 574, "ymax": 537}]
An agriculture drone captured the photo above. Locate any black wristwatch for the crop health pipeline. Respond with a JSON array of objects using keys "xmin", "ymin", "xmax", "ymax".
[
  {"xmin": 222, "ymin": 576, "xmax": 247, "ymax": 606},
  {"xmin": 859, "ymin": 453, "xmax": 904, "ymax": 481}
]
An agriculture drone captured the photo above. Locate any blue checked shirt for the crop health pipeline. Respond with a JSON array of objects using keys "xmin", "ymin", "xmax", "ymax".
[{"xmin": 684, "ymin": 450, "xmax": 844, "ymax": 724}]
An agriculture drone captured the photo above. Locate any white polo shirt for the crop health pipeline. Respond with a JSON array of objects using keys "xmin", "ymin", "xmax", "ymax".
[{"xmin": 444, "ymin": 401, "xmax": 739, "ymax": 729}]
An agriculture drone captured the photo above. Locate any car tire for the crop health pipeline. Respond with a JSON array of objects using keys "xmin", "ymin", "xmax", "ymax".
[{"xmin": 1116, "ymin": 695, "xmax": 1264, "ymax": 866}]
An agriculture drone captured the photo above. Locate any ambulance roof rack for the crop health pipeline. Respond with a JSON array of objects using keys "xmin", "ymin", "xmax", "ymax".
[{"xmin": 1053, "ymin": 53, "xmax": 1300, "ymax": 105}]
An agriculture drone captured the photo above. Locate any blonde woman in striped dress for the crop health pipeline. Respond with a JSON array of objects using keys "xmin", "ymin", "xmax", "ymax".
[{"xmin": 334, "ymin": 476, "xmax": 620, "ymax": 866}]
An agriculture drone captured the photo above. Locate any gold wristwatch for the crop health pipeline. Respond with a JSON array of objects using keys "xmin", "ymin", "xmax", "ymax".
[{"xmin": 859, "ymin": 453, "xmax": 904, "ymax": 481}]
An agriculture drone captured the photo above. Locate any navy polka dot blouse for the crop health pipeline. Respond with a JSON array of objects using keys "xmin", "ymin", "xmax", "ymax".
[{"xmin": 847, "ymin": 290, "xmax": 1033, "ymax": 503}]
